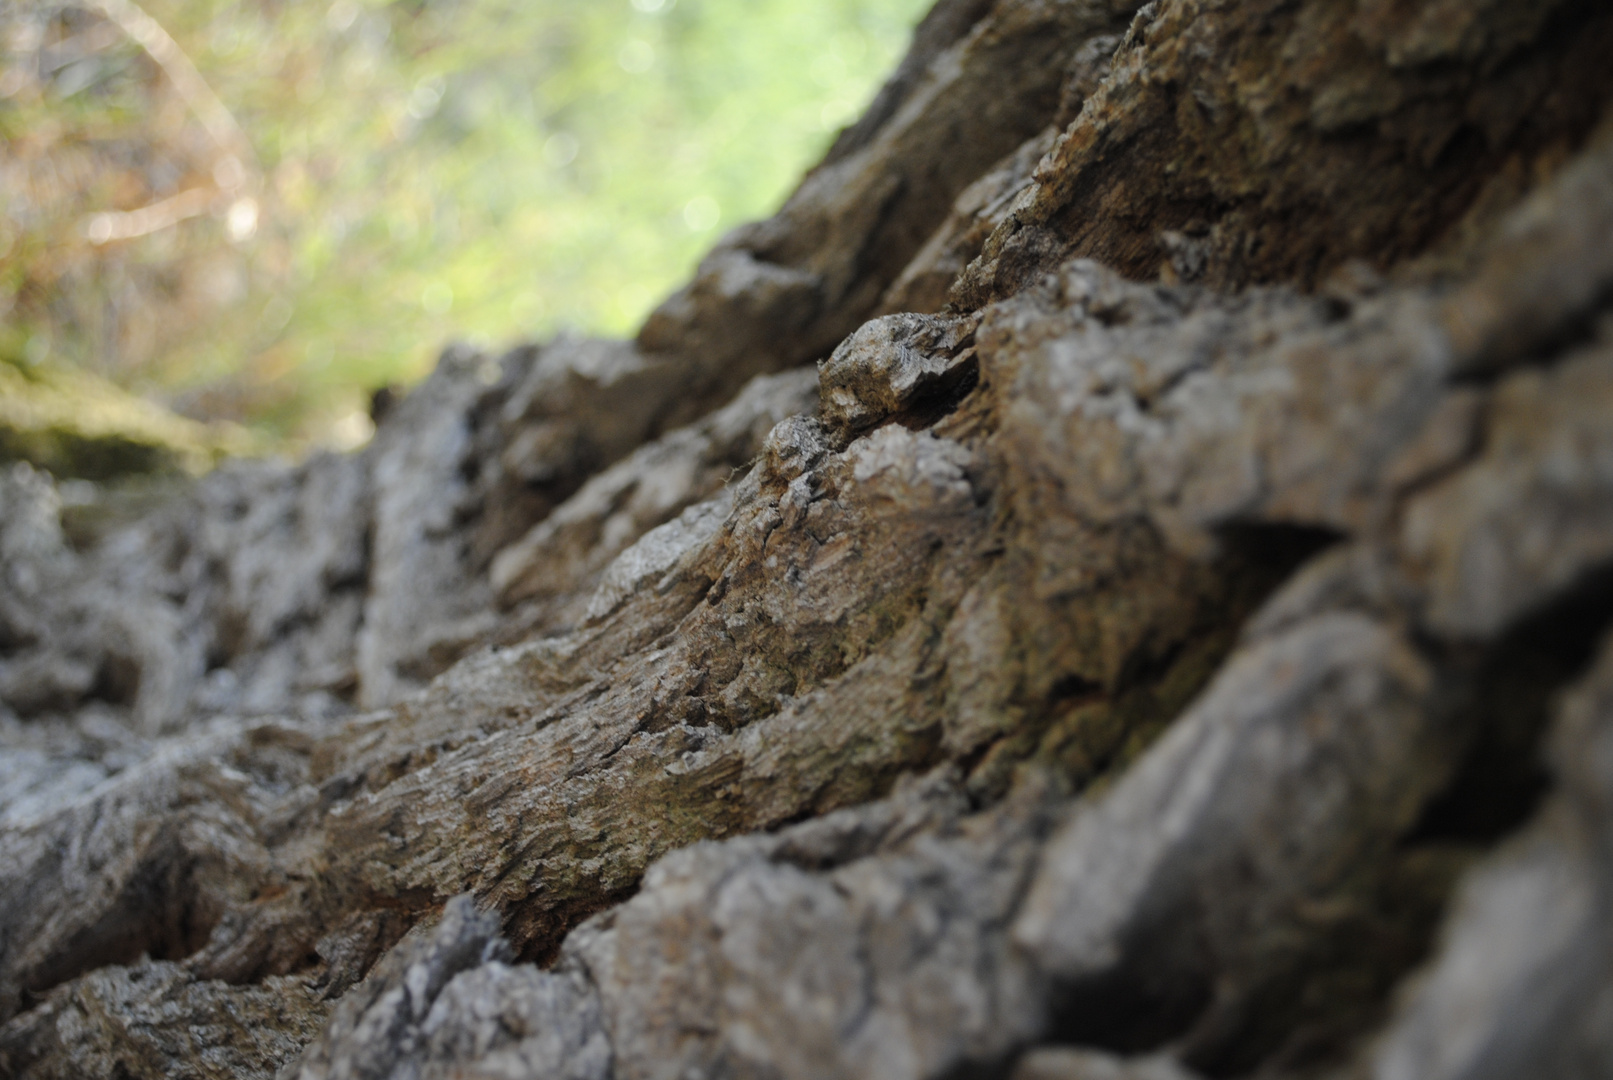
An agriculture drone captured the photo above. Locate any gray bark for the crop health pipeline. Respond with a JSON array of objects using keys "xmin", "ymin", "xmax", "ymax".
[{"xmin": 4, "ymin": 0, "xmax": 1613, "ymax": 1077}]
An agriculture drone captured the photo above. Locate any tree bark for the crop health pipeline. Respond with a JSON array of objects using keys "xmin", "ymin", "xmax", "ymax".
[{"xmin": 3, "ymin": 1, "xmax": 1613, "ymax": 1077}]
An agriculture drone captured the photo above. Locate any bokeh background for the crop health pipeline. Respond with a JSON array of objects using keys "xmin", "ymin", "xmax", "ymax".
[{"xmin": 0, "ymin": 0, "xmax": 927, "ymax": 460}]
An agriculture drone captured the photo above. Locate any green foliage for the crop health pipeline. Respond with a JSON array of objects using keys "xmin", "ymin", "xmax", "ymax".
[{"xmin": 0, "ymin": 0, "xmax": 927, "ymax": 445}]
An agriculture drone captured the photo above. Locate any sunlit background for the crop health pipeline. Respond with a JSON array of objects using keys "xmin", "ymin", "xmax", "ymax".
[{"xmin": 0, "ymin": 0, "xmax": 927, "ymax": 455}]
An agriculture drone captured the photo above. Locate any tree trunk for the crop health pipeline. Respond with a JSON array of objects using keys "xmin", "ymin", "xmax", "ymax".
[{"xmin": 3, "ymin": 0, "xmax": 1613, "ymax": 1077}]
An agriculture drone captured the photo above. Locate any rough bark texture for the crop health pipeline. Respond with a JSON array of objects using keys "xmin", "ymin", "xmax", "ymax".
[{"xmin": 3, "ymin": 0, "xmax": 1613, "ymax": 1077}]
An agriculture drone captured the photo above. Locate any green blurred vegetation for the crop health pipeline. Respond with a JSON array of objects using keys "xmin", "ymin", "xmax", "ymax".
[{"xmin": 0, "ymin": 0, "xmax": 927, "ymax": 450}]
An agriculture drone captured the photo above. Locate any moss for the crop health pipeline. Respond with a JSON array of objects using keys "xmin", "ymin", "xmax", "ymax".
[
  {"xmin": 0, "ymin": 360, "xmax": 257, "ymax": 481},
  {"xmin": 966, "ymin": 525, "xmax": 1335, "ymax": 804}
]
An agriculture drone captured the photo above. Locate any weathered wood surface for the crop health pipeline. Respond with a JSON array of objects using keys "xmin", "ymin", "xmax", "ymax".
[{"xmin": 3, "ymin": 1, "xmax": 1613, "ymax": 1077}]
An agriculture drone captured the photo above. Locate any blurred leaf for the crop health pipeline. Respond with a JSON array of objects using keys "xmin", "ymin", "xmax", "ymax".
[{"xmin": 0, "ymin": 0, "xmax": 929, "ymax": 450}]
